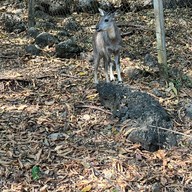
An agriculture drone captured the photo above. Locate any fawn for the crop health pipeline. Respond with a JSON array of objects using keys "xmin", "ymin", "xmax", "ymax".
[{"xmin": 93, "ymin": 8, "xmax": 122, "ymax": 84}]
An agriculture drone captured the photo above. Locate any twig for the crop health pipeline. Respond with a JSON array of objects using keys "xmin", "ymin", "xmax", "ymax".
[
  {"xmin": 150, "ymin": 125, "xmax": 192, "ymax": 138},
  {"xmin": 121, "ymin": 31, "xmax": 135, "ymax": 37},
  {"xmin": 75, "ymin": 104, "xmax": 112, "ymax": 115},
  {"xmin": 0, "ymin": 55, "xmax": 17, "ymax": 59},
  {"xmin": 36, "ymin": 74, "xmax": 79, "ymax": 79},
  {"xmin": 0, "ymin": 77, "xmax": 30, "ymax": 82},
  {"xmin": 117, "ymin": 23, "xmax": 154, "ymax": 31}
]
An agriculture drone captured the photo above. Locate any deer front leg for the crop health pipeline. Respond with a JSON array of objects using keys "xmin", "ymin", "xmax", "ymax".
[
  {"xmin": 109, "ymin": 61, "xmax": 115, "ymax": 81},
  {"xmin": 115, "ymin": 53, "xmax": 122, "ymax": 82}
]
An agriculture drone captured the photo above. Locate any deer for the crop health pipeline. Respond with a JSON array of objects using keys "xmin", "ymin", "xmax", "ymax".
[{"xmin": 93, "ymin": 8, "xmax": 122, "ymax": 84}]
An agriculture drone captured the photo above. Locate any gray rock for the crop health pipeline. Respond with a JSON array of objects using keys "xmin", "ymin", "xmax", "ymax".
[
  {"xmin": 56, "ymin": 39, "xmax": 83, "ymax": 58},
  {"xmin": 144, "ymin": 53, "xmax": 158, "ymax": 68},
  {"xmin": 96, "ymin": 82, "xmax": 177, "ymax": 151},
  {"xmin": 99, "ymin": 0, "xmax": 115, "ymax": 12},
  {"xmin": 35, "ymin": 20, "xmax": 56, "ymax": 30},
  {"xmin": 75, "ymin": 0, "xmax": 99, "ymax": 13},
  {"xmin": 63, "ymin": 17, "xmax": 81, "ymax": 31},
  {"xmin": 162, "ymin": 0, "xmax": 192, "ymax": 9},
  {"xmin": 34, "ymin": 10, "xmax": 51, "ymax": 19},
  {"xmin": 35, "ymin": 0, "xmax": 72, "ymax": 15},
  {"xmin": 1, "ymin": 13, "xmax": 26, "ymax": 33},
  {"xmin": 120, "ymin": 1, "xmax": 142, "ymax": 12},
  {"xmin": 152, "ymin": 182, "xmax": 161, "ymax": 192},
  {"xmin": 87, "ymin": 54, "xmax": 94, "ymax": 63},
  {"xmin": 152, "ymin": 88, "xmax": 166, "ymax": 97},
  {"xmin": 14, "ymin": 9, "xmax": 24, "ymax": 16},
  {"xmin": 48, "ymin": 132, "xmax": 67, "ymax": 141},
  {"xmin": 185, "ymin": 101, "xmax": 192, "ymax": 118},
  {"xmin": 25, "ymin": 44, "xmax": 41, "ymax": 55},
  {"xmin": 143, "ymin": 0, "xmax": 152, "ymax": 7},
  {"xmin": 35, "ymin": 32, "xmax": 58, "ymax": 48},
  {"xmin": 124, "ymin": 66, "xmax": 143, "ymax": 80},
  {"xmin": 143, "ymin": 0, "xmax": 192, "ymax": 9},
  {"xmin": 28, "ymin": 27, "xmax": 40, "ymax": 38},
  {"xmin": 57, "ymin": 30, "xmax": 70, "ymax": 37}
]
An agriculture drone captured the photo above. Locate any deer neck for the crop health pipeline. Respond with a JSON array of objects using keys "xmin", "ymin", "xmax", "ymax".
[{"xmin": 107, "ymin": 25, "xmax": 116, "ymax": 40}]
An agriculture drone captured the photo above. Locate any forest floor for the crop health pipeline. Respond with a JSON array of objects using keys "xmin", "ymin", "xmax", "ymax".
[{"xmin": 0, "ymin": 1, "xmax": 192, "ymax": 192}]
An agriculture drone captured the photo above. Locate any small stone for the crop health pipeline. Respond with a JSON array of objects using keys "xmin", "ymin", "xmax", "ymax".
[
  {"xmin": 35, "ymin": 32, "xmax": 58, "ymax": 48},
  {"xmin": 144, "ymin": 53, "xmax": 158, "ymax": 68},
  {"xmin": 28, "ymin": 27, "xmax": 40, "ymax": 38},
  {"xmin": 152, "ymin": 182, "xmax": 161, "ymax": 192},
  {"xmin": 185, "ymin": 101, "xmax": 192, "ymax": 118},
  {"xmin": 56, "ymin": 39, "xmax": 83, "ymax": 58},
  {"xmin": 25, "ymin": 44, "xmax": 41, "ymax": 55}
]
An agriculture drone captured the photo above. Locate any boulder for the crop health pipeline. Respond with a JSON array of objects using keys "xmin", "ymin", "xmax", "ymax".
[
  {"xmin": 185, "ymin": 100, "xmax": 192, "ymax": 119},
  {"xmin": 62, "ymin": 17, "xmax": 81, "ymax": 31},
  {"xmin": 35, "ymin": 0, "xmax": 73, "ymax": 15},
  {"xmin": 75, "ymin": 0, "xmax": 99, "ymax": 13},
  {"xmin": 143, "ymin": 0, "xmax": 192, "ymax": 9},
  {"xmin": 35, "ymin": 32, "xmax": 58, "ymax": 48},
  {"xmin": 56, "ymin": 39, "xmax": 83, "ymax": 58},
  {"xmin": 25, "ymin": 44, "xmax": 41, "ymax": 55},
  {"xmin": 144, "ymin": 54, "xmax": 158, "ymax": 68},
  {"xmin": 99, "ymin": 0, "xmax": 116, "ymax": 12},
  {"xmin": 1, "ymin": 13, "xmax": 26, "ymax": 33},
  {"xmin": 28, "ymin": 27, "xmax": 40, "ymax": 38},
  {"xmin": 96, "ymin": 82, "xmax": 177, "ymax": 151}
]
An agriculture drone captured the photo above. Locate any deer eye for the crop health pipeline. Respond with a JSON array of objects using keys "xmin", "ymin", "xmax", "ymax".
[{"xmin": 104, "ymin": 19, "xmax": 109, "ymax": 22}]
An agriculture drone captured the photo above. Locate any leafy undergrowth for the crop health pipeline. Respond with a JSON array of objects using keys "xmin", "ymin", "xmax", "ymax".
[{"xmin": 0, "ymin": 2, "xmax": 192, "ymax": 192}]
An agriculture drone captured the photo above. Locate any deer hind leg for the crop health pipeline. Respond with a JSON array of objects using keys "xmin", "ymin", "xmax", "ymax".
[
  {"xmin": 115, "ymin": 52, "xmax": 122, "ymax": 82},
  {"xmin": 94, "ymin": 55, "xmax": 100, "ymax": 84},
  {"xmin": 103, "ymin": 56, "xmax": 110, "ymax": 83}
]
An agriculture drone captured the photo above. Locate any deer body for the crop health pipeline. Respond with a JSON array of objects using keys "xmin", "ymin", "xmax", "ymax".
[{"xmin": 93, "ymin": 8, "xmax": 122, "ymax": 84}]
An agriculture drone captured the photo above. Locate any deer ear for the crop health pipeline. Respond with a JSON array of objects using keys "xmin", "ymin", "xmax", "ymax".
[{"xmin": 98, "ymin": 8, "xmax": 106, "ymax": 16}]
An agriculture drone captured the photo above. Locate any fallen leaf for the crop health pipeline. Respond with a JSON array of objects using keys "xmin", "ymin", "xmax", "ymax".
[
  {"xmin": 45, "ymin": 100, "xmax": 55, "ymax": 105},
  {"xmin": 17, "ymin": 104, "xmax": 27, "ymax": 110},
  {"xmin": 78, "ymin": 71, "xmax": 87, "ymax": 76},
  {"xmin": 81, "ymin": 185, "xmax": 92, "ymax": 192},
  {"xmin": 155, "ymin": 150, "xmax": 166, "ymax": 160},
  {"xmin": 82, "ymin": 114, "xmax": 91, "ymax": 121},
  {"xmin": 40, "ymin": 185, "xmax": 48, "ymax": 192}
]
